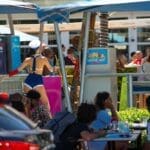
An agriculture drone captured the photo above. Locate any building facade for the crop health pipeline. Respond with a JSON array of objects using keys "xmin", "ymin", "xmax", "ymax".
[{"xmin": 0, "ymin": 0, "xmax": 150, "ymax": 60}]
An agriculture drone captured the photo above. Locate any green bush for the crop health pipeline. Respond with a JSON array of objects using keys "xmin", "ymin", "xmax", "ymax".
[{"xmin": 118, "ymin": 107, "xmax": 150, "ymax": 123}]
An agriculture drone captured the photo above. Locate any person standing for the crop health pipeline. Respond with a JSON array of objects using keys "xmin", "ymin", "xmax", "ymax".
[{"xmin": 8, "ymin": 39, "xmax": 53, "ymax": 117}]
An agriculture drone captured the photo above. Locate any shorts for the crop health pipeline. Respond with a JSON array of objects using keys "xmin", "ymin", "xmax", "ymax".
[{"xmin": 24, "ymin": 73, "xmax": 43, "ymax": 89}]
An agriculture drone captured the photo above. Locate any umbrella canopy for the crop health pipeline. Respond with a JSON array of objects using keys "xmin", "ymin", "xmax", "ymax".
[
  {"xmin": 0, "ymin": 0, "xmax": 37, "ymax": 14},
  {"xmin": 37, "ymin": 0, "xmax": 150, "ymax": 23},
  {"xmin": 0, "ymin": 26, "xmax": 39, "ymax": 42}
]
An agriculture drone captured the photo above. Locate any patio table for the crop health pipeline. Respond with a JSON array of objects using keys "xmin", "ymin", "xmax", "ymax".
[{"xmin": 83, "ymin": 130, "xmax": 142, "ymax": 150}]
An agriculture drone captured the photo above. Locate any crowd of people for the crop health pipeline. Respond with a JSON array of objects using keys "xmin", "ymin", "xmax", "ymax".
[{"xmin": 1, "ymin": 38, "xmax": 150, "ymax": 149}]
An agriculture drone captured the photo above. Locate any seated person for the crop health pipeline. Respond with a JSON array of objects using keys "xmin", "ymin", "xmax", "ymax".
[
  {"xmin": 25, "ymin": 89, "xmax": 51, "ymax": 128},
  {"xmin": 55, "ymin": 103, "xmax": 106, "ymax": 150},
  {"xmin": 89, "ymin": 91, "xmax": 127, "ymax": 150},
  {"xmin": 9, "ymin": 92, "xmax": 25, "ymax": 114}
]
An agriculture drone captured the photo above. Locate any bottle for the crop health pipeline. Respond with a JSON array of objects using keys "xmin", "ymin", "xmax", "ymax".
[
  {"xmin": 147, "ymin": 118, "xmax": 150, "ymax": 141},
  {"xmin": 111, "ymin": 118, "xmax": 118, "ymax": 131}
]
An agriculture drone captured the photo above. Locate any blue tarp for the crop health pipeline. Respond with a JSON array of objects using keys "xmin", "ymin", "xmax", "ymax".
[
  {"xmin": 0, "ymin": 0, "xmax": 36, "ymax": 14},
  {"xmin": 37, "ymin": 0, "xmax": 150, "ymax": 23}
]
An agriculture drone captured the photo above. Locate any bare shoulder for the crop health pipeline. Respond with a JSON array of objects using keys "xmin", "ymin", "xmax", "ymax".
[{"xmin": 24, "ymin": 57, "xmax": 32, "ymax": 62}]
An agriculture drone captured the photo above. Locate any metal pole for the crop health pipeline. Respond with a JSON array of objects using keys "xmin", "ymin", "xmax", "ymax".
[
  {"xmin": 39, "ymin": 22, "xmax": 44, "ymax": 42},
  {"xmin": 8, "ymin": 14, "xmax": 14, "ymax": 35},
  {"xmin": 128, "ymin": 74, "xmax": 133, "ymax": 107},
  {"xmin": 79, "ymin": 12, "xmax": 91, "ymax": 104},
  {"xmin": 54, "ymin": 22, "xmax": 72, "ymax": 112}
]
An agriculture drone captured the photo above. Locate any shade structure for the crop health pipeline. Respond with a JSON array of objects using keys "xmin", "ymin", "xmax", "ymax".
[
  {"xmin": 36, "ymin": 0, "xmax": 150, "ymax": 112},
  {"xmin": 0, "ymin": 26, "xmax": 39, "ymax": 42},
  {"xmin": 0, "ymin": 0, "xmax": 36, "ymax": 14},
  {"xmin": 37, "ymin": 0, "xmax": 150, "ymax": 23}
]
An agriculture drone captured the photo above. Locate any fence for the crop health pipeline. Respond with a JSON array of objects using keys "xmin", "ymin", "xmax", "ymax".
[{"xmin": 0, "ymin": 72, "xmax": 150, "ymax": 108}]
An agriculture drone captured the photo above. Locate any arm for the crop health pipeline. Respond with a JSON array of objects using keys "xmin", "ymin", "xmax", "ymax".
[
  {"xmin": 9, "ymin": 58, "xmax": 30, "ymax": 77},
  {"xmin": 80, "ymin": 129, "xmax": 106, "ymax": 141},
  {"xmin": 105, "ymin": 98, "xmax": 119, "ymax": 121},
  {"xmin": 44, "ymin": 58, "xmax": 53, "ymax": 73}
]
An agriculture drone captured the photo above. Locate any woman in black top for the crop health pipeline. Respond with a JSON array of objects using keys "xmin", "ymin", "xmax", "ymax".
[{"xmin": 56, "ymin": 103, "xmax": 106, "ymax": 150}]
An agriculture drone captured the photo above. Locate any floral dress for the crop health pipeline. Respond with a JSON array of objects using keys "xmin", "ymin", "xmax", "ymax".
[{"xmin": 31, "ymin": 104, "xmax": 51, "ymax": 128}]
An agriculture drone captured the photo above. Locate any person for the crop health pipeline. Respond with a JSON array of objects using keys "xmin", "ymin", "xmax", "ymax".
[
  {"xmin": 116, "ymin": 53, "xmax": 128, "ymax": 73},
  {"xmin": 25, "ymin": 89, "xmax": 51, "ymax": 128},
  {"xmin": 89, "ymin": 91, "xmax": 128, "ymax": 150},
  {"xmin": 9, "ymin": 92, "xmax": 25, "ymax": 114},
  {"xmin": 42, "ymin": 47, "xmax": 58, "ymax": 75},
  {"xmin": 64, "ymin": 47, "xmax": 77, "ymax": 65},
  {"xmin": 133, "ymin": 50, "xmax": 143, "ymax": 65},
  {"xmin": 129, "ymin": 51, "xmax": 136, "ymax": 64},
  {"xmin": 139, "ymin": 54, "xmax": 150, "ymax": 81},
  {"xmin": 61, "ymin": 44, "xmax": 67, "ymax": 57},
  {"xmin": 55, "ymin": 103, "xmax": 106, "ymax": 150},
  {"xmin": 8, "ymin": 39, "xmax": 53, "ymax": 116}
]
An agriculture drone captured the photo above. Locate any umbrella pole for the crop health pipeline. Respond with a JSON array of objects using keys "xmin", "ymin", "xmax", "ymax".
[
  {"xmin": 79, "ymin": 12, "xmax": 91, "ymax": 104},
  {"xmin": 7, "ymin": 14, "xmax": 14, "ymax": 35},
  {"xmin": 54, "ymin": 22, "xmax": 72, "ymax": 112},
  {"xmin": 39, "ymin": 22, "xmax": 44, "ymax": 53}
]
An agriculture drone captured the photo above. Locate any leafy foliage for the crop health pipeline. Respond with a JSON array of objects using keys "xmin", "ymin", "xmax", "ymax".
[{"xmin": 118, "ymin": 107, "xmax": 150, "ymax": 123}]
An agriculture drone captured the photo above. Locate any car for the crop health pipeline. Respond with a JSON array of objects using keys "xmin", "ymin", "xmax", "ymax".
[{"xmin": 0, "ymin": 104, "xmax": 55, "ymax": 150}]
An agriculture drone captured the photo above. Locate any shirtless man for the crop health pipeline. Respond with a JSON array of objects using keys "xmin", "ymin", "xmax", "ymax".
[{"xmin": 9, "ymin": 40, "xmax": 53, "ymax": 117}]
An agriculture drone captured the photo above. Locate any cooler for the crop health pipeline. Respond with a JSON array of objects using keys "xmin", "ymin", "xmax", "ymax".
[{"xmin": 43, "ymin": 76, "xmax": 62, "ymax": 117}]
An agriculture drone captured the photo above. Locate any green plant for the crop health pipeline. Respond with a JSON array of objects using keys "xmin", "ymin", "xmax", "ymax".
[{"xmin": 118, "ymin": 107, "xmax": 150, "ymax": 123}]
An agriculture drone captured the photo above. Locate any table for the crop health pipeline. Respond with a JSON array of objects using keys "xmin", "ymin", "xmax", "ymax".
[{"xmin": 87, "ymin": 130, "xmax": 142, "ymax": 150}]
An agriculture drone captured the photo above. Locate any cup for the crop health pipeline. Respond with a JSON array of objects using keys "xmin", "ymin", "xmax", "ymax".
[{"xmin": 112, "ymin": 120, "xmax": 118, "ymax": 131}]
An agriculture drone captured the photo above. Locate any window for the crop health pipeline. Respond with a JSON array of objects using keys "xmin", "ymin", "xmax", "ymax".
[
  {"xmin": 137, "ymin": 28, "xmax": 150, "ymax": 42},
  {"xmin": 109, "ymin": 29, "xmax": 128, "ymax": 43}
]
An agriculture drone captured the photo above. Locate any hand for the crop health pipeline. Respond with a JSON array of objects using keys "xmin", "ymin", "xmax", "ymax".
[{"xmin": 97, "ymin": 129, "xmax": 107, "ymax": 137}]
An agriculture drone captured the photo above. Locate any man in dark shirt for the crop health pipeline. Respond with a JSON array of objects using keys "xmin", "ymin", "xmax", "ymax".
[{"xmin": 55, "ymin": 103, "xmax": 106, "ymax": 150}]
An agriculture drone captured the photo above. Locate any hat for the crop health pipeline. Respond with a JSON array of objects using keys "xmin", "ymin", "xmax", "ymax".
[
  {"xmin": 29, "ymin": 39, "xmax": 40, "ymax": 50},
  {"xmin": 0, "ymin": 92, "xmax": 9, "ymax": 102}
]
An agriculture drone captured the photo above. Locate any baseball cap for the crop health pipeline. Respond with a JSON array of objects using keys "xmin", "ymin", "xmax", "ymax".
[{"xmin": 29, "ymin": 39, "xmax": 40, "ymax": 50}]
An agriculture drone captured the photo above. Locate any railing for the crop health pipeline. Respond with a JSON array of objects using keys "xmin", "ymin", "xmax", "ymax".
[
  {"xmin": 0, "ymin": 74, "xmax": 27, "ymax": 94},
  {"xmin": 0, "ymin": 72, "xmax": 150, "ymax": 108},
  {"xmin": 85, "ymin": 72, "xmax": 150, "ymax": 107}
]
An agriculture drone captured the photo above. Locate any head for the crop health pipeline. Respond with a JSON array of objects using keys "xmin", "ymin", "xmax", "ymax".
[
  {"xmin": 136, "ymin": 50, "xmax": 143, "ymax": 60},
  {"xmin": 146, "ymin": 96, "xmax": 150, "ymax": 113},
  {"xmin": 77, "ymin": 103, "xmax": 96, "ymax": 124},
  {"xmin": 71, "ymin": 35, "xmax": 79, "ymax": 48},
  {"xmin": 130, "ymin": 51, "xmax": 136, "ymax": 60},
  {"xmin": 26, "ymin": 90, "xmax": 41, "ymax": 107},
  {"xmin": 9, "ymin": 93, "xmax": 25, "ymax": 113},
  {"xmin": 42, "ymin": 47, "xmax": 55, "ymax": 59},
  {"xmin": 9, "ymin": 92, "xmax": 22, "ymax": 101},
  {"xmin": 67, "ymin": 47, "xmax": 74, "ymax": 55},
  {"xmin": 28, "ymin": 39, "xmax": 41, "ymax": 56},
  {"xmin": 0, "ymin": 92, "xmax": 9, "ymax": 104},
  {"xmin": 94, "ymin": 91, "xmax": 110, "ymax": 110}
]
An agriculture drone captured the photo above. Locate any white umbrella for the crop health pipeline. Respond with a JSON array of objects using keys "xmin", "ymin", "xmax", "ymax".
[{"xmin": 0, "ymin": 26, "xmax": 38, "ymax": 42}]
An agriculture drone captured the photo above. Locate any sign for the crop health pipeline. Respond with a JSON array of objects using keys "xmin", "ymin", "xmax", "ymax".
[{"xmin": 86, "ymin": 48, "xmax": 108, "ymax": 65}]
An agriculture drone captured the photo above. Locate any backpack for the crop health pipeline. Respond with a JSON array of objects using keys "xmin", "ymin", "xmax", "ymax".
[{"xmin": 44, "ymin": 110, "xmax": 76, "ymax": 143}]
